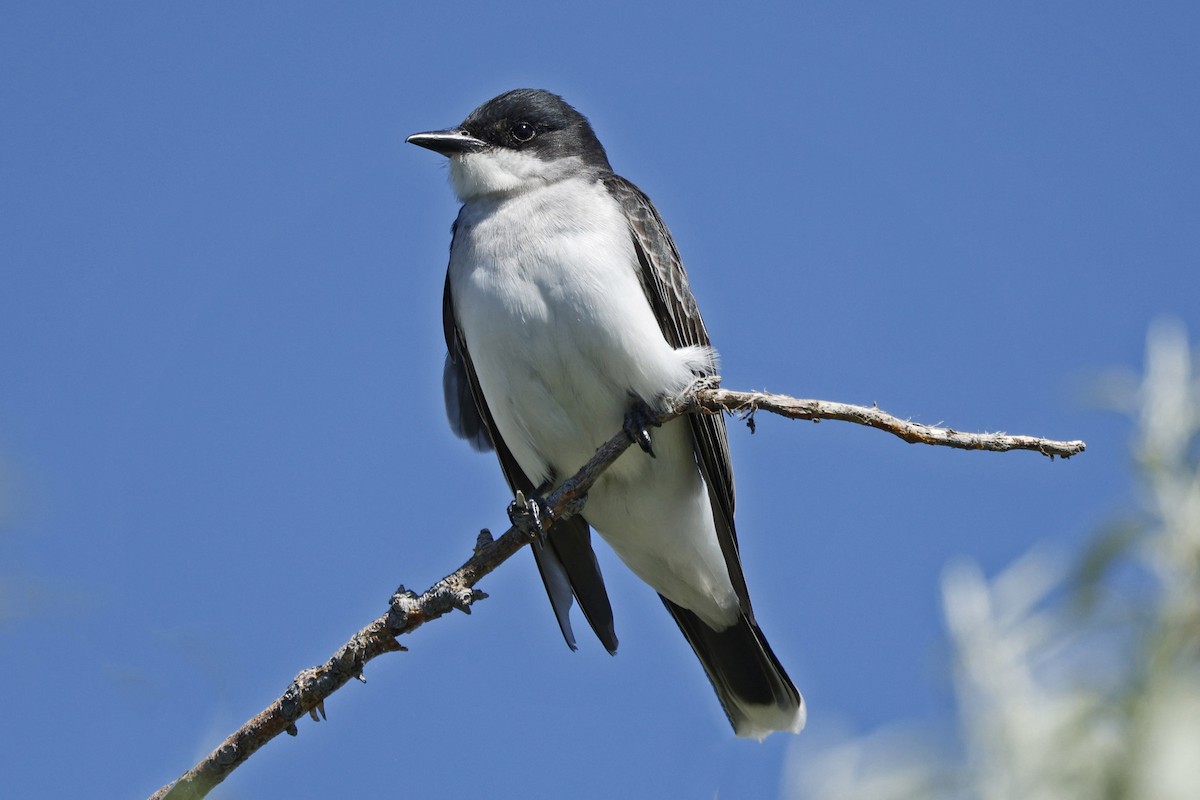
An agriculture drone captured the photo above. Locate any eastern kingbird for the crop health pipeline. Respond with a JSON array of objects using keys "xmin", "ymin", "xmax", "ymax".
[{"xmin": 408, "ymin": 89, "xmax": 804, "ymax": 738}]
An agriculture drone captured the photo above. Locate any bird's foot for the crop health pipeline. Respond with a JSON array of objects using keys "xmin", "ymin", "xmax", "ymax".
[
  {"xmin": 624, "ymin": 399, "xmax": 661, "ymax": 458},
  {"xmin": 508, "ymin": 490, "xmax": 548, "ymax": 545}
]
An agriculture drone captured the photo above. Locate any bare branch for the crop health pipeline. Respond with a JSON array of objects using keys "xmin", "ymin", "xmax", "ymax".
[
  {"xmin": 687, "ymin": 387, "xmax": 1086, "ymax": 458},
  {"xmin": 149, "ymin": 384, "xmax": 1085, "ymax": 799},
  {"xmin": 150, "ymin": 410, "xmax": 641, "ymax": 800}
]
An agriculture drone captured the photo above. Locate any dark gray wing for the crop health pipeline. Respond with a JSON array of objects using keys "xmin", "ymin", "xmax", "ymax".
[
  {"xmin": 443, "ymin": 265, "xmax": 618, "ymax": 653},
  {"xmin": 602, "ymin": 174, "xmax": 753, "ymax": 620},
  {"xmin": 443, "ymin": 353, "xmax": 493, "ymax": 452}
]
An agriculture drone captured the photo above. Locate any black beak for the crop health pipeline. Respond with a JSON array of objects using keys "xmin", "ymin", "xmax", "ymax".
[{"xmin": 406, "ymin": 128, "xmax": 487, "ymax": 156}]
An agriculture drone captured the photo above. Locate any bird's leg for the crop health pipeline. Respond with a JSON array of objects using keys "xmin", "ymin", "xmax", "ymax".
[
  {"xmin": 624, "ymin": 398, "xmax": 661, "ymax": 459},
  {"xmin": 508, "ymin": 489, "xmax": 548, "ymax": 545}
]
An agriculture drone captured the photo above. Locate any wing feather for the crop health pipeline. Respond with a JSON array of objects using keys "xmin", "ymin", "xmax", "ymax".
[{"xmin": 602, "ymin": 175, "xmax": 753, "ymax": 619}]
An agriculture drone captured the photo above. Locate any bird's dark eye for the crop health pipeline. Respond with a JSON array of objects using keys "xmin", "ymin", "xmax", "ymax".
[{"xmin": 511, "ymin": 122, "xmax": 536, "ymax": 143}]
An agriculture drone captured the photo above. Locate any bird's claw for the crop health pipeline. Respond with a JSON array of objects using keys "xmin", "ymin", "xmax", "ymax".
[
  {"xmin": 624, "ymin": 400, "xmax": 660, "ymax": 458},
  {"xmin": 508, "ymin": 490, "xmax": 548, "ymax": 544}
]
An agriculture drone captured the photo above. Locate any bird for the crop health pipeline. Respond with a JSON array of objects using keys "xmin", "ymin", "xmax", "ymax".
[{"xmin": 407, "ymin": 89, "xmax": 804, "ymax": 738}]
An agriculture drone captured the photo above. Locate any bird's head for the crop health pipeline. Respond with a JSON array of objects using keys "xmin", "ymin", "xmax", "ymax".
[{"xmin": 407, "ymin": 89, "xmax": 612, "ymax": 201}]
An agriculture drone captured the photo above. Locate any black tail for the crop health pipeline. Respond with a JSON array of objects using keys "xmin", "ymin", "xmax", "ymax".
[
  {"xmin": 532, "ymin": 516, "xmax": 618, "ymax": 654},
  {"xmin": 661, "ymin": 597, "xmax": 805, "ymax": 739}
]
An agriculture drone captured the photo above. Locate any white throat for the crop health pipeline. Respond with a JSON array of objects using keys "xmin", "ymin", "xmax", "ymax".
[{"xmin": 449, "ymin": 148, "xmax": 587, "ymax": 202}]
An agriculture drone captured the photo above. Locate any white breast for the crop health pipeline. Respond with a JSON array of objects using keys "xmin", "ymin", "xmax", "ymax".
[
  {"xmin": 448, "ymin": 175, "xmax": 738, "ymax": 629},
  {"xmin": 450, "ymin": 177, "xmax": 698, "ymax": 480}
]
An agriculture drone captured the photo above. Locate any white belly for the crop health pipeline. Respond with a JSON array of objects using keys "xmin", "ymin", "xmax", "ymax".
[{"xmin": 449, "ymin": 177, "xmax": 739, "ymax": 629}]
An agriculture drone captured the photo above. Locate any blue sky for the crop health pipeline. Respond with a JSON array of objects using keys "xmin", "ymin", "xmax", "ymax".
[{"xmin": 2, "ymin": 3, "xmax": 1197, "ymax": 798}]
